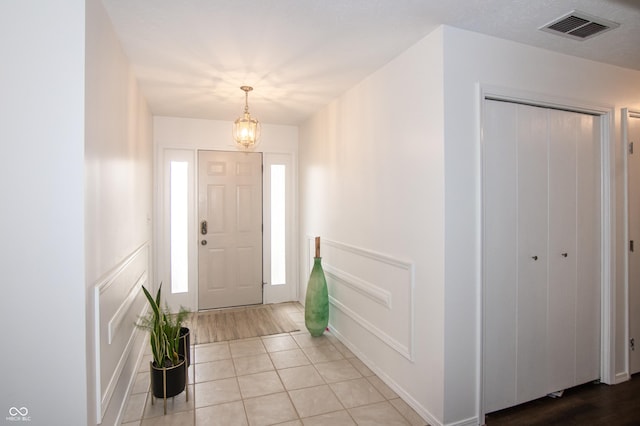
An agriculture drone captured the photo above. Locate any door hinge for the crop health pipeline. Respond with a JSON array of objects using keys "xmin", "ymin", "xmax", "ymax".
[
  {"xmin": 631, "ymin": 240, "xmax": 635, "ymax": 252},
  {"xmin": 631, "ymin": 337, "xmax": 636, "ymax": 351},
  {"xmin": 630, "ymin": 142, "xmax": 634, "ymax": 154}
]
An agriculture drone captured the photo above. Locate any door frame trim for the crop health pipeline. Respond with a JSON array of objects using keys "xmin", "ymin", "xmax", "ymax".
[
  {"xmin": 263, "ymin": 152, "xmax": 299, "ymax": 304},
  {"xmin": 152, "ymin": 119, "xmax": 299, "ymax": 315},
  {"xmin": 157, "ymin": 148, "xmax": 198, "ymax": 311},
  {"xmin": 477, "ymin": 84, "xmax": 616, "ymax": 422},
  {"xmin": 623, "ymin": 108, "xmax": 640, "ymax": 378}
]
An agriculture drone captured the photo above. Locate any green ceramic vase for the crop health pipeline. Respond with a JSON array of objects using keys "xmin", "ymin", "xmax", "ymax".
[{"xmin": 305, "ymin": 257, "xmax": 329, "ymax": 337}]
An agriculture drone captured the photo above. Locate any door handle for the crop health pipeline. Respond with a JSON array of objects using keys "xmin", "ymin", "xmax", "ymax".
[
  {"xmin": 200, "ymin": 220, "xmax": 208, "ymax": 235},
  {"xmin": 201, "ymin": 240, "xmax": 207, "ymax": 246},
  {"xmin": 561, "ymin": 253, "xmax": 568, "ymax": 258}
]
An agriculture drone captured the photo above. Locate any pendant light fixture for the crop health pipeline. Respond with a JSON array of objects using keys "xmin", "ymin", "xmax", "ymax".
[{"xmin": 232, "ymin": 86, "xmax": 261, "ymax": 150}]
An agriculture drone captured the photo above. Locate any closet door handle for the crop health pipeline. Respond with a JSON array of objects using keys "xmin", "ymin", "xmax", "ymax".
[
  {"xmin": 561, "ymin": 253, "xmax": 568, "ymax": 258},
  {"xmin": 531, "ymin": 255, "xmax": 538, "ymax": 261}
]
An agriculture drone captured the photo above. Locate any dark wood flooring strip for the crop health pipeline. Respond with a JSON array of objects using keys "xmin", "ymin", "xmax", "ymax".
[{"xmin": 485, "ymin": 375, "xmax": 640, "ymax": 425}]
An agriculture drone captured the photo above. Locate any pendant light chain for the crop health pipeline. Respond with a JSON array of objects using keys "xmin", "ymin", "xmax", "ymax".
[{"xmin": 241, "ymin": 85, "xmax": 252, "ymax": 113}]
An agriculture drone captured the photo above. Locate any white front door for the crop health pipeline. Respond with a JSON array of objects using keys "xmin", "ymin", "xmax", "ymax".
[
  {"xmin": 628, "ymin": 111, "xmax": 640, "ymax": 375},
  {"xmin": 198, "ymin": 150, "xmax": 263, "ymax": 310}
]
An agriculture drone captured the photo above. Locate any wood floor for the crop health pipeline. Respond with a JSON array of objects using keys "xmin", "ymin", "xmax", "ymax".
[
  {"xmin": 185, "ymin": 302, "xmax": 301, "ymax": 344},
  {"xmin": 485, "ymin": 374, "xmax": 640, "ymax": 425}
]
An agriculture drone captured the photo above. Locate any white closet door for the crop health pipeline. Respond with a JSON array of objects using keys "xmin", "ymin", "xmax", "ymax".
[
  {"xmin": 575, "ymin": 113, "xmax": 601, "ymax": 382},
  {"xmin": 515, "ymin": 104, "xmax": 550, "ymax": 404},
  {"xmin": 547, "ymin": 109, "xmax": 578, "ymax": 393},
  {"xmin": 483, "ymin": 99, "xmax": 601, "ymax": 413},
  {"xmin": 483, "ymin": 100, "xmax": 518, "ymax": 413}
]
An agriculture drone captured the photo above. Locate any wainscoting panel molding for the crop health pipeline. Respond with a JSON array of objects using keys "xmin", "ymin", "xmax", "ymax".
[
  {"xmin": 323, "ymin": 265, "xmax": 391, "ymax": 308},
  {"xmin": 94, "ymin": 243, "xmax": 149, "ymax": 423},
  {"xmin": 108, "ymin": 271, "xmax": 147, "ymax": 344},
  {"xmin": 306, "ymin": 237, "xmax": 414, "ymax": 360}
]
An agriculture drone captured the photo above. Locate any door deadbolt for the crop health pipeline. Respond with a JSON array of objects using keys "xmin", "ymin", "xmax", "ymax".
[
  {"xmin": 201, "ymin": 240, "xmax": 207, "ymax": 246},
  {"xmin": 200, "ymin": 220, "xmax": 208, "ymax": 235}
]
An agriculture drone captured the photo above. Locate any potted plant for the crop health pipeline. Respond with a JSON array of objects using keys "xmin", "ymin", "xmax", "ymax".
[{"xmin": 137, "ymin": 283, "xmax": 190, "ymax": 414}]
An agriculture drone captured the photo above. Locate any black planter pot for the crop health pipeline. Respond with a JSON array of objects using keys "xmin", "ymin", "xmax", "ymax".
[
  {"xmin": 179, "ymin": 327, "xmax": 191, "ymax": 367},
  {"xmin": 150, "ymin": 355, "xmax": 186, "ymax": 399}
]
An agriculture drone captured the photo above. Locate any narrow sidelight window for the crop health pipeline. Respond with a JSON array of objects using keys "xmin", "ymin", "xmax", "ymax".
[
  {"xmin": 270, "ymin": 164, "xmax": 286, "ymax": 285},
  {"xmin": 170, "ymin": 161, "xmax": 189, "ymax": 293}
]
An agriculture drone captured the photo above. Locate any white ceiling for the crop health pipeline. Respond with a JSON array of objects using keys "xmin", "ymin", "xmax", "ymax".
[{"xmin": 101, "ymin": 0, "xmax": 640, "ymax": 125}]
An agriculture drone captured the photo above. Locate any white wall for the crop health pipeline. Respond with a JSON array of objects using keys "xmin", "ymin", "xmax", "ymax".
[
  {"xmin": 153, "ymin": 116, "xmax": 299, "ymax": 311},
  {"xmin": 85, "ymin": 0, "xmax": 153, "ymax": 423},
  {"xmin": 441, "ymin": 26, "xmax": 640, "ymax": 425},
  {"xmin": 0, "ymin": 1, "xmax": 87, "ymax": 425},
  {"xmin": 298, "ymin": 29, "xmax": 446, "ymax": 424},
  {"xmin": 299, "ymin": 23, "xmax": 640, "ymax": 426},
  {"xmin": 85, "ymin": 1, "xmax": 153, "ymax": 282}
]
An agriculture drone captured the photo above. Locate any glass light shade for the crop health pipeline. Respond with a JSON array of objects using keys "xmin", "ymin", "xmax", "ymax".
[{"xmin": 233, "ymin": 112, "xmax": 261, "ymax": 150}]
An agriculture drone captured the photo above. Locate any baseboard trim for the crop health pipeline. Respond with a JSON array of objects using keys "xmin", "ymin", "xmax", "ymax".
[
  {"xmin": 328, "ymin": 323, "xmax": 441, "ymax": 426},
  {"xmin": 445, "ymin": 416, "xmax": 481, "ymax": 426},
  {"xmin": 615, "ymin": 371, "xmax": 630, "ymax": 384}
]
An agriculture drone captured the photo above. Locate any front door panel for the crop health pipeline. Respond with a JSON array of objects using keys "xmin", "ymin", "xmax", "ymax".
[{"xmin": 198, "ymin": 151, "xmax": 263, "ymax": 310}]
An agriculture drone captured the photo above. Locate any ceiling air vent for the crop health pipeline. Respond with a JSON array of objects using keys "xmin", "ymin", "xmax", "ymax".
[{"xmin": 540, "ymin": 10, "xmax": 620, "ymax": 41}]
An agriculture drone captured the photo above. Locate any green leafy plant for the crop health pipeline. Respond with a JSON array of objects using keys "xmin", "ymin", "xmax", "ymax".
[
  {"xmin": 137, "ymin": 283, "xmax": 189, "ymax": 367},
  {"xmin": 162, "ymin": 302, "xmax": 189, "ymax": 366}
]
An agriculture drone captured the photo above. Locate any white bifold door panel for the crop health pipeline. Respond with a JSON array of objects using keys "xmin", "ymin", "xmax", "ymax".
[
  {"xmin": 515, "ymin": 104, "xmax": 549, "ymax": 405},
  {"xmin": 483, "ymin": 100, "xmax": 601, "ymax": 413},
  {"xmin": 198, "ymin": 151, "xmax": 263, "ymax": 310},
  {"xmin": 628, "ymin": 112, "xmax": 640, "ymax": 375}
]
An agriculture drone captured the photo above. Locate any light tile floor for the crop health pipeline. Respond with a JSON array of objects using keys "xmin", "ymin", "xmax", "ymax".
[{"xmin": 120, "ymin": 303, "xmax": 428, "ymax": 426}]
